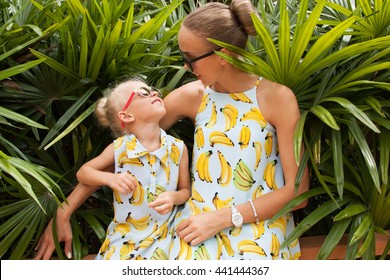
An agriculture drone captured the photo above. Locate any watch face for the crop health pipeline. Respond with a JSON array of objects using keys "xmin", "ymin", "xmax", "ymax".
[{"xmin": 233, "ymin": 213, "xmax": 243, "ymax": 226}]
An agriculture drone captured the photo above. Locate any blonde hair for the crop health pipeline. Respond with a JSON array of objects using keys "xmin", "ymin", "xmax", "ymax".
[
  {"xmin": 183, "ymin": 0, "xmax": 258, "ymax": 49},
  {"xmin": 95, "ymin": 77, "xmax": 145, "ymax": 137}
]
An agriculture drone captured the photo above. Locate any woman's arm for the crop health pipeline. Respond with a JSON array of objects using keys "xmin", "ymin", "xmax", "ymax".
[{"xmin": 76, "ymin": 143, "xmax": 138, "ymax": 194}]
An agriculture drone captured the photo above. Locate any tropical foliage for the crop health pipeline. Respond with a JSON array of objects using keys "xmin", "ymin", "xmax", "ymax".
[{"xmin": 0, "ymin": 0, "xmax": 389, "ymax": 259}]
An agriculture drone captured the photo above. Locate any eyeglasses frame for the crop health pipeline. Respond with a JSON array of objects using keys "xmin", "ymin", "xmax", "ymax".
[{"xmin": 180, "ymin": 47, "xmax": 223, "ymax": 71}]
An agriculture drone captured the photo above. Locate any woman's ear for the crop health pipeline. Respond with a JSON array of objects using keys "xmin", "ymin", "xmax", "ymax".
[{"xmin": 118, "ymin": 111, "xmax": 135, "ymax": 125}]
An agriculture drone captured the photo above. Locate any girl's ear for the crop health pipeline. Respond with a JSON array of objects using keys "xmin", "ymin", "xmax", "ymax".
[{"xmin": 118, "ymin": 111, "xmax": 135, "ymax": 125}]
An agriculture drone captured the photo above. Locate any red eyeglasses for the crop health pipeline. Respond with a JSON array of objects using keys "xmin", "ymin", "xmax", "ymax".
[{"xmin": 120, "ymin": 86, "xmax": 163, "ymax": 129}]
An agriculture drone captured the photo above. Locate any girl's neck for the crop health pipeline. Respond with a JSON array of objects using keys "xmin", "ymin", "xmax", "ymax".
[{"xmin": 128, "ymin": 123, "xmax": 162, "ymax": 152}]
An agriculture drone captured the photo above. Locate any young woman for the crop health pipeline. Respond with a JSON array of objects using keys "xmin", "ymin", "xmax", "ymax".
[{"xmin": 35, "ymin": 0, "xmax": 309, "ymax": 260}]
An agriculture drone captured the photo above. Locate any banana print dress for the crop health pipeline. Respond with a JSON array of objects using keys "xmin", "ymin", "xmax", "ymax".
[
  {"xmin": 169, "ymin": 78, "xmax": 301, "ymax": 260},
  {"xmin": 95, "ymin": 129, "xmax": 184, "ymax": 260}
]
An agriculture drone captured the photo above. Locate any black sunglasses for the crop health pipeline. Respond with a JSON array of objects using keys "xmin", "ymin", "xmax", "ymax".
[{"xmin": 180, "ymin": 47, "xmax": 222, "ymax": 72}]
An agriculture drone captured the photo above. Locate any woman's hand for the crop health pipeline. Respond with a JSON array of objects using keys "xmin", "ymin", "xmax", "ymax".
[
  {"xmin": 34, "ymin": 214, "xmax": 73, "ymax": 260},
  {"xmin": 176, "ymin": 208, "xmax": 231, "ymax": 246}
]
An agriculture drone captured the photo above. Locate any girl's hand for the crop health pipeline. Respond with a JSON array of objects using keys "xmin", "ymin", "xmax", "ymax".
[
  {"xmin": 176, "ymin": 208, "xmax": 230, "ymax": 246},
  {"xmin": 107, "ymin": 172, "xmax": 137, "ymax": 195},
  {"xmin": 148, "ymin": 191, "xmax": 176, "ymax": 215}
]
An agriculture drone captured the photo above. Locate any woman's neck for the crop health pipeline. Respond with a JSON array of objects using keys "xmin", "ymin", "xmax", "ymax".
[{"xmin": 211, "ymin": 72, "xmax": 258, "ymax": 93}]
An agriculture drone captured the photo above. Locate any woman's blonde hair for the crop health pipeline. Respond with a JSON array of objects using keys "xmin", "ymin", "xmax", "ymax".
[{"xmin": 182, "ymin": 0, "xmax": 259, "ymax": 49}]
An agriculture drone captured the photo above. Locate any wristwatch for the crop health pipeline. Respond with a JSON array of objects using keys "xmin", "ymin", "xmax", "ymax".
[{"xmin": 231, "ymin": 205, "xmax": 243, "ymax": 227}]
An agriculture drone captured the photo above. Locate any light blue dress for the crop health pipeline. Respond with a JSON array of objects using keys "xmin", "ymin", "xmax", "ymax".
[
  {"xmin": 169, "ymin": 78, "xmax": 301, "ymax": 260},
  {"xmin": 96, "ymin": 129, "xmax": 184, "ymax": 260}
]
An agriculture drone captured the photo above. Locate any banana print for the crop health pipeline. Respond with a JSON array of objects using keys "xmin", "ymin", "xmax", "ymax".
[
  {"xmin": 169, "ymin": 78, "xmax": 301, "ymax": 259},
  {"xmin": 194, "ymin": 244, "xmax": 211, "ymax": 260},
  {"xmin": 264, "ymin": 132, "xmax": 273, "ymax": 158},
  {"xmin": 270, "ymin": 233, "xmax": 280, "ymax": 260},
  {"xmin": 209, "ymin": 131, "xmax": 234, "ymax": 147},
  {"xmin": 151, "ymin": 247, "xmax": 169, "ymax": 260},
  {"xmin": 175, "ymin": 236, "xmax": 192, "ymax": 260},
  {"xmin": 233, "ymin": 159, "xmax": 255, "ymax": 191},
  {"xmin": 96, "ymin": 129, "xmax": 185, "ymax": 260},
  {"xmin": 220, "ymin": 104, "xmax": 238, "ymax": 131},
  {"xmin": 195, "ymin": 126, "xmax": 205, "ymax": 150},
  {"xmin": 240, "ymin": 107, "xmax": 267, "ymax": 130},
  {"xmin": 205, "ymin": 101, "xmax": 217, "ymax": 128},
  {"xmin": 129, "ymin": 180, "xmax": 144, "ymax": 206},
  {"xmin": 195, "ymin": 150, "xmax": 213, "ymax": 183},
  {"xmin": 238, "ymin": 240, "xmax": 267, "ymax": 257},
  {"xmin": 253, "ymin": 141, "xmax": 262, "ymax": 171},
  {"xmin": 212, "ymin": 192, "xmax": 233, "ymax": 209},
  {"xmin": 120, "ymin": 240, "xmax": 136, "ymax": 260},
  {"xmin": 263, "ymin": 160, "xmax": 278, "ymax": 190},
  {"xmin": 198, "ymin": 93, "xmax": 209, "ymax": 113},
  {"xmin": 217, "ymin": 150, "xmax": 232, "ymax": 186},
  {"xmin": 238, "ymin": 125, "xmax": 251, "ymax": 149}
]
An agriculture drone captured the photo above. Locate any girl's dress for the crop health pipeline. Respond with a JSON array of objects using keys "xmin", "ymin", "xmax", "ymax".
[
  {"xmin": 95, "ymin": 129, "xmax": 184, "ymax": 260},
  {"xmin": 170, "ymin": 78, "xmax": 301, "ymax": 260}
]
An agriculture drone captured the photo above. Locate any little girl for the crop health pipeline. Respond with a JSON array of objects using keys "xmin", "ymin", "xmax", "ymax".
[{"xmin": 76, "ymin": 78, "xmax": 191, "ymax": 260}]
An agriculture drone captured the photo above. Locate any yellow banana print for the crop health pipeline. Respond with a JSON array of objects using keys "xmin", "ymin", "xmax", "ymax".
[
  {"xmin": 264, "ymin": 132, "xmax": 273, "ymax": 158},
  {"xmin": 205, "ymin": 101, "xmax": 217, "ymax": 128},
  {"xmin": 151, "ymin": 247, "xmax": 169, "ymax": 260},
  {"xmin": 270, "ymin": 233, "xmax": 280, "ymax": 260},
  {"xmin": 217, "ymin": 150, "xmax": 232, "ymax": 187},
  {"xmin": 175, "ymin": 237, "xmax": 192, "ymax": 260},
  {"xmin": 229, "ymin": 226, "xmax": 242, "ymax": 237},
  {"xmin": 233, "ymin": 159, "xmax": 255, "ymax": 191},
  {"xmin": 120, "ymin": 157, "xmax": 144, "ymax": 167},
  {"xmin": 252, "ymin": 185, "xmax": 264, "ymax": 200},
  {"xmin": 268, "ymin": 215, "xmax": 287, "ymax": 235},
  {"xmin": 212, "ymin": 192, "xmax": 233, "ymax": 209},
  {"xmin": 220, "ymin": 104, "xmax": 238, "ymax": 131},
  {"xmin": 120, "ymin": 240, "xmax": 136, "ymax": 260},
  {"xmin": 99, "ymin": 238, "xmax": 110, "ymax": 256},
  {"xmin": 137, "ymin": 236, "xmax": 155, "ymax": 250},
  {"xmin": 146, "ymin": 153, "xmax": 156, "ymax": 167},
  {"xmin": 126, "ymin": 137, "xmax": 137, "ymax": 151},
  {"xmin": 170, "ymin": 142, "xmax": 181, "ymax": 165},
  {"xmin": 129, "ymin": 180, "xmax": 144, "ymax": 206},
  {"xmin": 153, "ymin": 221, "xmax": 169, "ymax": 240},
  {"xmin": 240, "ymin": 107, "xmax": 267, "ymax": 129},
  {"xmin": 195, "ymin": 150, "xmax": 213, "ymax": 183},
  {"xmin": 238, "ymin": 240, "xmax": 267, "ymax": 257},
  {"xmin": 113, "ymin": 190, "xmax": 123, "ymax": 204},
  {"xmin": 195, "ymin": 126, "xmax": 205, "ymax": 150},
  {"xmin": 125, "ymin": 213, "xmax": 151, "ymax": 231},
  {"xmin": 191, "ymin": 187, "xmax": 205, "ymax": 202},
  {"xmin": 188, "ymin": 199, "xmax": 201, "ymax": 215},
  {"xmin": 253, "ymin": 141, "xmax": 262, "ymax": 171},
  {"xmin": 263, "ymin": 160, "xmax": 278, "ymax": 190},
  {"xmin": 194, "ymin": 244, "xmax": 211, "ymax": 260},
  {"xmin": 230, "ymin": 91, "xmax": 253, "ymax": 103},
  {"xmin": 105, "ymin": 246, "xmax": 116, "ymax": 260},
  {"xmin": 215, "ymin": 234, "xmax": 223, "ymax": 259},
  {"xmin": 238, "ymin": 125, "xmax": 251, "ymax": 149},
  {"xmin": 209, "ymin": 131, "xmax": 234, "ymax": 147},
  {"xmin": 251, "ymin": 220, "xmax": 266, "ymax": 240},
  {"xmin": 112, "ymin": 223, "xmax": 131, "ymax": 238},
  {"xmin": 220, "ymin": 231, "xmax": 234, "ymax": 256},
  {"xmin": 160, "ymin": 161, "xmax": 171, "ymax": 184},
  {"xmin": 114, "ymin": 136, "xmax": 124, "ymax": 149},
  {"xmin": 198, "ymin": 93, "xmax": 209, "ymax": 113}
]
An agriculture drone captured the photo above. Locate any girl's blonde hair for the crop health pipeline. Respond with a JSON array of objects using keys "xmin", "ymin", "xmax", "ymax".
[
  {"xmin": 95, "ymin": 77, "xmax": 145, "ymax": 137},
  {"xmin": 182, "ymin": 0, "xmax": 259, "ymax": 49}
]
